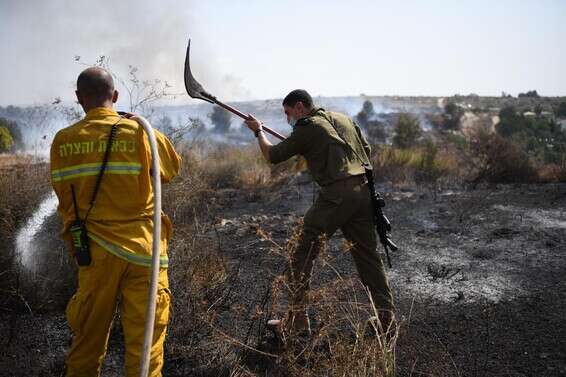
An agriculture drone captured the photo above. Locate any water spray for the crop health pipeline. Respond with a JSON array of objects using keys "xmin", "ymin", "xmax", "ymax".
[{"xmin": 15, "ymin": 192, "xmax": 58, "ymax": 275}]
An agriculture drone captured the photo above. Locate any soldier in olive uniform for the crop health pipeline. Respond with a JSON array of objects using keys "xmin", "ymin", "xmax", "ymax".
[{"xmin": 244, "ymin": 89, "xmax": 394, "ymax": 334}]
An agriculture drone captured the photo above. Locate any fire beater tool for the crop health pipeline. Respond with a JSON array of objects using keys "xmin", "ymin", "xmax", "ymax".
[{"xmin": 184, "ymin": 38, "xmax": 286, "ymax": 141}]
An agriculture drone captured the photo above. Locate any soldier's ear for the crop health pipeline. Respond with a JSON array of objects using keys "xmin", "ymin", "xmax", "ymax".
[
  {"xmin": 75, "ymin": 90, "xmax": 83, "ymax": 106},
  {"xmin": 112, "ymin": 90, "xmax": 119, "ymax": 103}
]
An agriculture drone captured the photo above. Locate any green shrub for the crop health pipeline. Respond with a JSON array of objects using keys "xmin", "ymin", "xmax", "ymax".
[
  {"xmin": 415, "ymin": 139, "xmax": 446, "ymax": 184},
  {"xmin": 554, "ymin": 102, "xmax": 566, "ymax": 118},
  {"xmin": 0, "ymin": 117, "xmax": 23, "ymax": 150},
  {"xmin": 0, "ymin": 126, "xmax": 14, "ymax": 152},
  {"xmin": 495, "ymin": 107, "xmax": 566, "ymax": 164},
  {"xmin": 393, "ymin": 113, "xmax": 421, "ymax": 149},
  {"xmin": 445, "ymin": 133, "xmax": 467, "ymax": 147}
]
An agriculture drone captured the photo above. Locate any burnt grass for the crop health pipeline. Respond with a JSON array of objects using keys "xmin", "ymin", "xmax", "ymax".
[{"xmin": 1, "ymin": 177, "xmax": 566, "ymax": 376}]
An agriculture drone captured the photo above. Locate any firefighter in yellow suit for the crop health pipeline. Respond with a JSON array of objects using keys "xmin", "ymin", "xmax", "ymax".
[{"xmin": 50, "ymin": 67, "xmax": 181, "ymax": 377}]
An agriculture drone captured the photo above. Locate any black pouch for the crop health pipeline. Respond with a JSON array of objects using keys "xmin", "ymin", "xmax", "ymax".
[{"xmin": 70, "ymin": 219, "xmax": 91, "ymax": 266}]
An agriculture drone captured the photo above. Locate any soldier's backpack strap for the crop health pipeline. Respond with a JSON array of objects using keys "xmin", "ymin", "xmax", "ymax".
[{"xmin": 319, "ymin": 111, "xmax": 372, "ymax": 169}]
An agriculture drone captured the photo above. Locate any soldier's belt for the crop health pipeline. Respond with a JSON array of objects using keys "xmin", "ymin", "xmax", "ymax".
[{"xmin": 324, "ymin": 174, "xmax": 367, "ymax": 187}]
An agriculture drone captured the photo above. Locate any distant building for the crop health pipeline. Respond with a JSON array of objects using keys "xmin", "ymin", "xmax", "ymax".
[
  {"xmin": 524, "ymin": 111, "xmax": 554, "ymax": 119},
  {"xmin": 541, "ymin": 111, "xmax": 553, "ymax": 118},
  {"xmin": 491, "ymin": 116, "xmax": 500, "ymax": 131}
]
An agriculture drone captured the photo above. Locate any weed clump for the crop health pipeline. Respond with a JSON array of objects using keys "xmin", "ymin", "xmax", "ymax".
[{"xmin": 467, "ymin": 129, "xmax": 538, "ymax": 184}]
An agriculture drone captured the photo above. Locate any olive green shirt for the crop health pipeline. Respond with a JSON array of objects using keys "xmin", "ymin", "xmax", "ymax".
[{"xmin": 269, "ymin": 108, "xmax": 371, "ymax": 186}]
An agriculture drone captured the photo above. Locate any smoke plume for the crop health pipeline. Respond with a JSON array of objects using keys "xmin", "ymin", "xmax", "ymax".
[{"xmin": 0, "ymin": 0, "xmax": 251, "ymax": 106}]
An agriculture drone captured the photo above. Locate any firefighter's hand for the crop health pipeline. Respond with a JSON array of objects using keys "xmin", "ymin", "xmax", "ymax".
[
  {"xmin": 117, "ymin": 111, "xmax": 135, "ymax": 119},
  {"xmin": 244, "ymin": 114, "xmax": 262, "ymax": 132}
]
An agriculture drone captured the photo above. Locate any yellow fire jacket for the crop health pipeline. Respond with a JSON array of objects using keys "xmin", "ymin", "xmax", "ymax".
[{"xmin": 50, "ymin": 107, "xmax": 181, "ymax": 268}]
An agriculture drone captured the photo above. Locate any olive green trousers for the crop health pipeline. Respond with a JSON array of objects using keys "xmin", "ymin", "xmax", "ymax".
[{"xmin": 291, "ymin": 175, "xmax": 394, "ymax": 313}]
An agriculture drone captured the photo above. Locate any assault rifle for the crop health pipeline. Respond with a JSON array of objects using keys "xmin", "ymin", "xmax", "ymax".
[{"xmin": 364, "ymin": 167, "xmax": 398, "ymax": 268}]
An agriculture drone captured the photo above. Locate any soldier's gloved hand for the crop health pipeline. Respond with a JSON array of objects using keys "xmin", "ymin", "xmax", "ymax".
[{"xmin": 244, "ymin": 114, "xmax": 263, "ymax": 133}]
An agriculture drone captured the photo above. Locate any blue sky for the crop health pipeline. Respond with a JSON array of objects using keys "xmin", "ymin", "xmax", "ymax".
[{"xmin": 0, "ymin": 0, "xmax": 564, "ymax": 106}]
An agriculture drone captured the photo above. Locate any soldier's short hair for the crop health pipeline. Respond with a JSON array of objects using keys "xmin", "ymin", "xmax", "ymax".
[
  {"xmin": 283, "ymin": 89, "xmax": 313, "ymax": 109},
  {"xmin": 76, "ymin": 67, "xmax": 115, "ymax": 101}
]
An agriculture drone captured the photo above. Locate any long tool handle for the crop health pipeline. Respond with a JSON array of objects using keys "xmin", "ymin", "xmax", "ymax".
[
  {"xmin": 132, "ymin": 115, "xmax": 162, "ymax": 377},
  {"xmin": 212, "ymin": 99, "xmax": 286, "ymax": 141}
]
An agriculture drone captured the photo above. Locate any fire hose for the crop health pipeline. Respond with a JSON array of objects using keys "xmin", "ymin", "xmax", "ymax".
[{"xmin": 129, "ymin": 115, "xmax": 162, "ymax": 377}]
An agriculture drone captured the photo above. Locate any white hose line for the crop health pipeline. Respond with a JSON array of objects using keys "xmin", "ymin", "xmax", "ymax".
[{"xmin": 132, "ymin": 115, "xmax": 162, "ymax": 377}]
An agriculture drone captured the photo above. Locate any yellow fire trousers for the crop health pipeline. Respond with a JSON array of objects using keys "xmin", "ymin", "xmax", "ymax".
[{"xmin": 65, "ymin": 242, "xmax": 171, "ymax": 377}]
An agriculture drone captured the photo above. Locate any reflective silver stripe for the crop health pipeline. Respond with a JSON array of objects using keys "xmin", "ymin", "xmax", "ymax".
[{"xmin": 88, "ymin": 233, "xmax": 168, "ymax": 268}]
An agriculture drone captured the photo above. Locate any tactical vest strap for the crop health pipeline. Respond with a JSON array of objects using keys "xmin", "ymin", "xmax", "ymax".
[{"xmin": 319, "ymin": 112, "xmax": 372, "ymax": 170}]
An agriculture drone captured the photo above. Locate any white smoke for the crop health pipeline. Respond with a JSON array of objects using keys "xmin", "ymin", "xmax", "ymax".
[{"xmin": 0, "ymin": 0, "xmax": 252, "ymax": 106}]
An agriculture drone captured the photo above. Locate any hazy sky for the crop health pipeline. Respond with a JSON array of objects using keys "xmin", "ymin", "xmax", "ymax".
[{"xmin": 1, "ymin": 0, "xmax": 564, "ymax": 106}]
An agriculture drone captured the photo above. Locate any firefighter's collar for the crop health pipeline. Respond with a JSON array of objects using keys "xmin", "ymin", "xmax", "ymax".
[{"xmin": 85, "ymin": 107, "xmax": 119, "ymax": 119}]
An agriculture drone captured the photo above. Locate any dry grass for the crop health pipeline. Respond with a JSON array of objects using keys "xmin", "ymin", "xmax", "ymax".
[
  {"xmin": 0, "ymin": 156, "xmax": 50, "ymax": 234},
  {"xmin": 262, "ymin": 228, "xmax": 398, "ymax": 377},
  {"xmin": 0, "ymin": 153, "xmax": 35, "ymax": 168},
  {"xmin": 537, "ymin": 158, "xmax": 566, "ymax": 183},
  {"xmin": 159, "ymin": 148, "xmax": 400, "ymax": 376},
  {"xmin": 371, "ymin": 144, "xmax": 460, "ymax": 188},
  {"xmin": 162, "ymin": 143, "xmax": 299, "ymax": 226},
  {"xmin": 178, "ymin": 144, "xmax": 294, "ymax": 190},
  {"xmin": 467, "ymin": 129, "xmax": 538, "ymax": 184},
  {"xmin": 162, "ymin": 212, "xmax": 399, "ymax": 376},
  {"xmin": 160, "ymin": 144, "xmax": 402, "ymax": 376},
  {"xmin": 370, "ymin": 130, "xmax": 563, "ymax": 188}
]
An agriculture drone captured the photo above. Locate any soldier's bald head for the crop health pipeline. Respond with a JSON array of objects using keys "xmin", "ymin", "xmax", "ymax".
[{"xmin": 76, "ymin": 67, "xmax": 115, "ymax": 102}]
